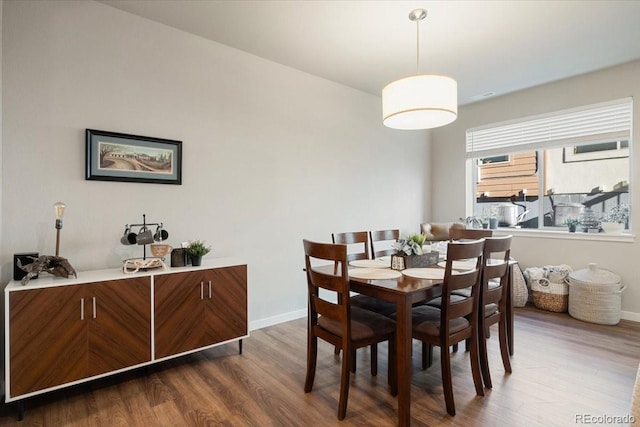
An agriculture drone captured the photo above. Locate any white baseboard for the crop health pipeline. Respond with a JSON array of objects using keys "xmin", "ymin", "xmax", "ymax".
[
  {"xmin": 621, "ymin": 311, "xmax": 640, "ymax": 323},
  {"xmin": 249, "ymin": 309, "xmax": 306, "ymax": 331}
]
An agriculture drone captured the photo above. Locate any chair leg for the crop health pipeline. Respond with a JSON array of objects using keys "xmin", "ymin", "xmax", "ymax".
[
  {"xmin": 478, "ymin": 321, "xmax": 492, "ymax": 389},
  {"xmin": 334, "ymin": 346, "xmax": 340, "ymax": 355},
  {"xmin": 440, "ymin": 345, "xmax": 456, "ymax": 416},
  {"xmin": 469, "ymin": 331, "xmax": 485, "ymax": 397},
  {"xmin": 350, "ymin": 350, "xmax": 357, "ymax": 373},
  {"xmin": 388, "ymin": 338, "xmax": 397, "ymax": 396},
  {"xmin": 499, "ymin": 319, "xmax": 512, "ymax": 374},
  {"xmin": 421, "ymin": 342, "xmax": 433, "ymax": 370},
  {"xmin": 371, "ymin": 343, "xmax": 378, "ymax": 376},
  {"xmin": 304, "ymin": 335, "xmax": 318, "ymax": 393},
  {"xmin": 338, "ymin": 345, "xmax": 351, "ymax": 420},
  {"xmin": 452, "ymin": 343, "xmax": 459, "ymax": 352}
]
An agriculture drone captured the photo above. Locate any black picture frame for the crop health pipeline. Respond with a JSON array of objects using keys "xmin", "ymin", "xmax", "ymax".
[{"xmin": 86, "ymin": 129, "xmax": 182, "ymax": 185}]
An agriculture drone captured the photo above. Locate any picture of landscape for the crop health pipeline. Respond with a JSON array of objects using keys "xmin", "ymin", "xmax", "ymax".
[{"xmin": 98, "ymin": 141, "xmax": 173, "ymax": 175}]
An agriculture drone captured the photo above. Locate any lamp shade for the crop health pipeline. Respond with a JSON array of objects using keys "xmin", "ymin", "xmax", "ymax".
[{"xmin": 382, "ymin": 74, "xmax": 458, "ymax": 130}]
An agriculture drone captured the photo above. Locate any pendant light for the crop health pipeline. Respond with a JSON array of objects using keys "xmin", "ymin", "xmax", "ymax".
[{"xmin": 382, "ymin": 9, "xmax": 457, "ymax": 130}]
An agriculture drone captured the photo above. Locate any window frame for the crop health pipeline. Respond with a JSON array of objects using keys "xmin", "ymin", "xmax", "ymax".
[{"xmin": 465, "ymin": 98, "xmax": 632, "ymax": 234}]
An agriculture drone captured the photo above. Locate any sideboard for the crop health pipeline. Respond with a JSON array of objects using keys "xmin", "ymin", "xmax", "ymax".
[{"xmin": 4, "ymin": 257, "xmax": 248, "ymax": 417}]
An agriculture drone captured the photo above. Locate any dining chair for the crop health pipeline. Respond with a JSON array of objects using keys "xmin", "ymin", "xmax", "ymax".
[
  {"xmin": 302, "ymin": 239, "xmax": 397, "ymax": 420},
  {"xmin": 425, "ymin": 228, "xmax": 493, "ymax": 336},
  {"xmin": 332, "ymin": 231, "xmax": 370, "ymax": 261},
  {"xmin": 478, "ymin": 235, "xmax": 513, "ymax": 389},
  {"xmin": 369, "ymin": 229, "xmax": 400, "ymax": 259},
  {"xmin": 349, "ymin": 230, "xmax": 400, "ymax": 320},
  {"xmin": 408, "ymin": 239, "xmax": 485, "ymax": 416}
]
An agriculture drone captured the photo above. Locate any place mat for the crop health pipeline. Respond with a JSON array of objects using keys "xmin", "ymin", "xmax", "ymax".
[
  {"xmin": 349, "ymin": 268, "xmax": 402, "ymax": 280},
  {"xmin": 402, "ymin": 268, "xmax": 445, "ymax": 280},
  {"xmin": 349, "ymin": 257, "xmax": 391, "ymax": 268},
  {"xmin": 437, "ymin": 260, "xmax": 477, "ymax": 271}
]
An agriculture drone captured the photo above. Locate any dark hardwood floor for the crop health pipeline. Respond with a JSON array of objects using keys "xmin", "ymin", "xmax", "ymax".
[{"xmin": 2, "ymin": 305, "xmax": 640, "ymax": 426}]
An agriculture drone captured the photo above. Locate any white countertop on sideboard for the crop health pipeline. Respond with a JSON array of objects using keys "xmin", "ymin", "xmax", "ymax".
[{"xmin": 5, "ymin": 257, "xmax": 246, "ymax": 292}]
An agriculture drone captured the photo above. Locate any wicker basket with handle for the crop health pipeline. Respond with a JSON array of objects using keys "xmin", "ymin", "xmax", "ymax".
[
  {"xmin": 531, "ymin": 278, "xmax": 568, "ymax": 312},
  {"xmin": 567, "ymin": 263, "xmax": 624, "ymax": 325}
]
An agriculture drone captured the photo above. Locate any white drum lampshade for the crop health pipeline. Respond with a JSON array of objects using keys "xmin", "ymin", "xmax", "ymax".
[{"xmin": 382, "ymin": 74, "xmax": 457, "ymax": 130}]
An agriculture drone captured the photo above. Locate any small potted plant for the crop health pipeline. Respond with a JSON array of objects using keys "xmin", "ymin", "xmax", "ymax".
[
  {"xmin": 391, "ymin": 233, "xmax": 438, "ymax": 270},
  {"xmin": 600, "ymin": 204, "xmax": 629, "ymax": 233},
  {"xmin": 563, "ymin": 216, "xmax": 580, "ymax": 233},
  {"xmin": 461, "ymin": 216, "xmax": 484, "ymax": 229},
  {"xmin": 186, "ymin": 240, "xmax": 211, "ymax": 266}
]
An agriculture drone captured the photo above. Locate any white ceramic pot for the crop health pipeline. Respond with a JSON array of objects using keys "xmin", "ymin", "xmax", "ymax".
[{"xmin": 600, "ymin": 222, "xmax": 624, "ymax": 233}]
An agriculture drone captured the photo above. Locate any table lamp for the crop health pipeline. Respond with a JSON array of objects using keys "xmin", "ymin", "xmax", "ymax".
[{"xmin": 54, "ymin": 201, "xmax": 66, "ymax": 256}]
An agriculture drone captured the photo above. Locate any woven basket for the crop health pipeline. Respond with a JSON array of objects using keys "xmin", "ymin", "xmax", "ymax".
[
  {"xmin": 567, "ymin": 265, "xmax": 624, "ymax": 325},
  {"xmin": 511, "ymin": 263, "xmax": 528, "ymax": 308},
  {"xmin": 531, "ymin": 279, "xmax": 568, "ymax": 312}
]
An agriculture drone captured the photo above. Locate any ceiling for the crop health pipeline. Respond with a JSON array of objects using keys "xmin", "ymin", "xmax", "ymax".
[{"xmin": 99, "ymin": 0, "xmax": 640, "ymax": 105}]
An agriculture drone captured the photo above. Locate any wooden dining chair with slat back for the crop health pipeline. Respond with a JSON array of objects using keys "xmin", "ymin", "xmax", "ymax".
[
  {"xmin": 302, "ymin": 239, "xmax": 397, "ymax": 420},
  {"xmin": 346, "ymin": 230, "xmax": 399, "ymax": 368},
  {"xmin": 331, "ymin": 231, "xmax": 379, "ymax": 361},
  {"xmin": 332, "ymin": 231, "xmax": 370, "ymax": 261},
  {"xmin": 478, "ymin": 235, "xmax": 513, "ymax": 389},
  {"xmin": 348, "ymin": 229, "xmax": 400, "ymax": 318},
  {"xmin": 408, "ymin": 239, "xmax": 485, "ymax": 416},
  {"xmin": 369, "ymin": 229, "xmax": 400, "ymax": 259},
  {"xmin": 426, "ymin": 227, "xmax": 493, "ymax": 354}
]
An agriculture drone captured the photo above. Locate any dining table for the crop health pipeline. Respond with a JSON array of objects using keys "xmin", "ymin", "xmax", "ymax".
[
  {"xmin": 344, "ymin": 256, "xmax": 516, "ymax": 426},
  {"xmin": 346, "ymin": 260, "xmax": 443, "ymax": 426}
]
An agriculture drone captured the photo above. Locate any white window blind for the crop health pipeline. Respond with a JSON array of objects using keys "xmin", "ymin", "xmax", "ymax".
[{"xmin": 466, "ymin": 98, "xmax": 632, "ymax": 158}]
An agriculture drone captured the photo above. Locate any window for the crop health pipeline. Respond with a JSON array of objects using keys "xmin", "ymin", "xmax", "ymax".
[
  {"xmin": 564, "ymin": 140, "xmax": 629, "ymax": 162},
  {"xmin": 479, "ymin": 155, "xmax": 509, "ymax": 165},
  {"xmin": 466, "ymin": 98, "xmax": 632, "ymax": 231}
]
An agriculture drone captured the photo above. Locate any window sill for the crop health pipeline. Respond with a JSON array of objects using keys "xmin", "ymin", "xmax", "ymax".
[{"xmin": 492, "ymin": 227, "xmax": 635, "ymax": 243}]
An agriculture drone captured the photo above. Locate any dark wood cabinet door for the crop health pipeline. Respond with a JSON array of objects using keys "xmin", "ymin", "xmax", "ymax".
[
  {"xmin": 203, "ymin": 265, "xmax": 248, "ymax": 345},
  {"xmin": 9, "ymin": 285, "xmax": 87, "ymax": 396},
  {"xmin": 154, "ymin": 270, "xmax": 205, "ymax": 358},
  {"xmin": 87, "ymin": 277, "xmax": 152, "ymax": 376}
]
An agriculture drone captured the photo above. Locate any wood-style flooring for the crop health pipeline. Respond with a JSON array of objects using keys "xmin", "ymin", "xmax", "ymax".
[{"xmin": 1, "ymin": 306, "xmax": 640, "ymax": 426}]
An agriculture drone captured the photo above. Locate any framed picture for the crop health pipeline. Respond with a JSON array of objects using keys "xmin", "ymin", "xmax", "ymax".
[{"xmin": 86, "ymin": 129, "xmax": 182, "ymax": 185}]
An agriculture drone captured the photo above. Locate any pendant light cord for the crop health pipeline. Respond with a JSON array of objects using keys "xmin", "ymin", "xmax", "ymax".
[
  {"xmin": 416, "ymin": 17, "xmax": 420, "ymax": 73},
  {"xmin": 409, "ymin": 9, "xmax": 427, "ymax": 74}
]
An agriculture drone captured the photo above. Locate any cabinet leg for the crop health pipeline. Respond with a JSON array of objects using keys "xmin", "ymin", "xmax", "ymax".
[
  {"xmin": 239, "ymin": 339, "xmax": 243, "ymax": 355},
  {"xmin": 17, "ymin": 400, "xmax": 25, "ymax": 421}
]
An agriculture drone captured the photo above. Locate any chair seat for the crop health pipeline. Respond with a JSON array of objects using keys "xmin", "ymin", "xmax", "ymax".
[
  {"xmin": 410, "ymin": 305, "xmax": 470, "ymax": 337},
  {"xmin": 452, "ymin": 279, "xmax": 500, "ymax": 298},
  {"xmin": 350, "ymin": 294, "xmax": 397, "ymax": 317},
  {"xmin": 425, "ymin": 294, "xmax": 467, "ymax": 307},
  {"xmin": 484, "ymin": 303, "xmax": 499, "ymax": 317},
  {"xmin": 318, "ymin": 306, "xmax": 396, "ymax": 341}
]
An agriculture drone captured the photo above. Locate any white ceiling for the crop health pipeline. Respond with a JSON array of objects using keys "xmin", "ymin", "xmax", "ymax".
[{"xmin": 99, "ymin": 0, "xmax": 640, "ymax": 105}]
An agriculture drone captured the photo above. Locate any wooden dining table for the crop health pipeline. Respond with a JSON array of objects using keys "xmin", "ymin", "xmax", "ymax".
[
  {"xmin": 345, "ymin": 259, "xmax": 516, "ymax": 426},
  {"xmin": 347, "ymin": 266, "xmax": 443, "ymax": 427}
]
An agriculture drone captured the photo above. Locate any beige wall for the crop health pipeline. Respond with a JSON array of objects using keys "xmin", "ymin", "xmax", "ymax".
[
  {"xmin": 1, "ymin": 1, "xmax": 430, "ymax": 328},
  {"xmin": 431, "ymin": 60, "xmax": 640, "ymax": 319}
]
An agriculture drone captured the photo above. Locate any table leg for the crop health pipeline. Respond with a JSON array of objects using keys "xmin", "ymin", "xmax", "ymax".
[{"xmin": 397, "ymin": 296, "xmax": 412, "ymax": 426}]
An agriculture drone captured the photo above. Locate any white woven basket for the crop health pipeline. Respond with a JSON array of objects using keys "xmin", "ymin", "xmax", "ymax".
[
  {"xmin": 567, "ymin": 264, "xmax": 624, "ymax": 325},
  {"xmin": 511, "ymin": 263, "xmax": 528, "ymax": 308}
]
